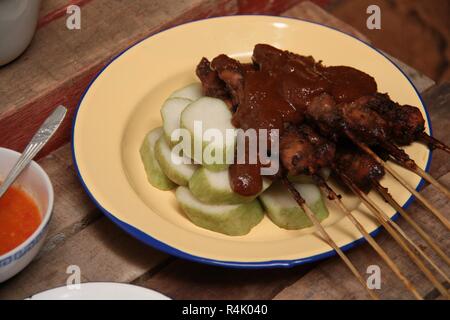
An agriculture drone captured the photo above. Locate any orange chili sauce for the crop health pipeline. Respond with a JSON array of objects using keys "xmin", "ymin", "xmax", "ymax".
[{"xmin": 0, "ymin": 185, "xmax": 41, "ymax": 255}]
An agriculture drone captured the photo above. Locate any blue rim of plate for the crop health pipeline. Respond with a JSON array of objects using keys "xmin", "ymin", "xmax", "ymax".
[{"xmin": 72, "ymin": 15, "xmax": 432, "ymax": 269}]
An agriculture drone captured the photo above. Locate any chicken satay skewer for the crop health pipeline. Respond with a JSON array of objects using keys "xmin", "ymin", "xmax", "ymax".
[
  {"xmin": 281, "ymin": 177, "xmax": 379, "ymax": 300},
  {"xmin": 306, "ymin": 92, "xmax": 450, "ymax": 204},
  {"xmin": 373, "ymin": 181, "xmax": 450, "ymax": 268},
  {"xmin": 314, "ymin": 176, "xmax": 422, "ymax": 299},
  {"xmin": 364, "ymin": 93, "xmax": 450, "ymax": 154},
  {"xmin": 336, "ymin": 170, "xmax": 450, "ymax": 299},
  {"xmin": 357, "ymin": 94, "xmax": 450, "ymax": 198},
  {"xmin": 336, "ymin": 148, "xmax": 450, "ymax": 268},
  {"xmin": 280, "ymin": 124, "xmax": 442, "ymax": 297},
  {"xmin": 331, "ymin": 150, "xmax": 450, "ymax": 287},
  {"xmin": 346, "ymin": 130, "xmax": 450, "ymax": 231}
]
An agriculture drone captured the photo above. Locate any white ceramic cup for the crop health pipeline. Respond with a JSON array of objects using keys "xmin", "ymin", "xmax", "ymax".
[
  {"xmin": 0, "ymin": 147, "xmax": 54, "ymax": 283},
  {"xmin": 0, "ymin": 0, "xmax": 42, "ymax": 66}
]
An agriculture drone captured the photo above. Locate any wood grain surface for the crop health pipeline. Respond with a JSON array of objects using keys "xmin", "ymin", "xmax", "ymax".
[
  {"xmin": 0, "ymin": 0, "xmax": 240, "ymax": 158},
  {"xmin": 0, "ymin": 1, "xmax": 447, "ymax": 300}
]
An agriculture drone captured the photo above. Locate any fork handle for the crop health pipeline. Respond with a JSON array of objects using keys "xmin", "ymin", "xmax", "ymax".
[{"xmin": 0, "ymin": 106, "xmax": 67, "ymax": 198}]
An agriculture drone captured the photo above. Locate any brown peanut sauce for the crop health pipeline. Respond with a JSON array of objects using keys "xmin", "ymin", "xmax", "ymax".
[{"xmin": 225, "ymin": 46, "xmax": 377, "ymax": 197}]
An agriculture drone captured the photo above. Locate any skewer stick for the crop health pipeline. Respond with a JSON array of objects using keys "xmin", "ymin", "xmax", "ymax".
[
  {"xmin": 346, "ymin": 131, "xmax": 450, "ymax": 231},
  {"xmin": 316, "ymin": 178, "xmax": 422, "ymax": 299},
  {"xmin": 419, "ymin": 132, "xmax": 450, "ymax": 154},
  {"xmin": 281, "ymin": 177, "xmax": 379, "ymax": 300},
  {"xmin": 366, "ymin": 199, "xmax": 450, "ymax": 284},
  {"xmin": 384, "ymin": 161, "xmax": 450, "ymax": 230},
  {"xmin": 413, "ymin": 165, "xmax": 450, "ymax": 199},
  {"xmin": 337, "ymin": 171, "xmax": 450, "ymax": 299},
  {"xmin": 373, "ymin": 181, "xmax": 450, "ymax": 268},
  {"xmin": 383, "ymin": 141, "xmax": 450, "ymax": 199}
]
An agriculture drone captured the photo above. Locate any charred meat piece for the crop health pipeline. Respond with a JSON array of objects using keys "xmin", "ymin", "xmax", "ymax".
[
  {"xmin": 306, "ymin": 93, "xmax": 341, "ymax": 141},
  {"xmin": 335, "ymin": 149, "xmax": 385, "ymax": 193},
  {"xmin": 340, "ymin": 96, "xmax": 389, "ymax": 145},
  {"xmin": 306, "ymin": 93, "xmax": 389, "ymax": 145},
  {"xmin": 211, "ymin": 54, "xmax": 246, "ymax": 107},
  {"xmin": 196, "ymin": 57, "xmax": 230, "ymax": 101},
  {"xmin": 280, "ymin": 125, "xmax": 336, "ymax": 176},
  {"xmin": 366, "ymin": 93, "xmax": 425, "ymax": 145}
]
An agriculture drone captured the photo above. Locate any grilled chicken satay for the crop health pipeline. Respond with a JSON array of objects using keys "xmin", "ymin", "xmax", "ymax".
[
  {"xmin": 196, "ymin": 57, "xmax": 230, "ymax": 103},
  {"xmin": 306, "ymin": 93, "xmax": 390, "ymax": 146},
  {"xmin": 280, "ymin": 124, "xmax": 335, "ymax": 176},
  {"xmin": 334, "ymin": 148, "xmax": 385, "ymax": 193},
  {"xmin": 279, "ymin": 124, "xmax": 385, "ymax": 195},
  {"xmin": 365, "ymin": 93, "xmax": 449, "ymax": 152},
  {"xmin": 195, "ymin": 44, "xmax": 448, "ymax": 198}
]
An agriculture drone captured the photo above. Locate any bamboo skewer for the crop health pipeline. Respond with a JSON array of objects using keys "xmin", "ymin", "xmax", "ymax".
[
  {"xmin": 346, "ymin": 131, "xmax": 450, "ymax": 231},
  {"xmin": 413, "ymin": 165, "xmax": 450, "ymax": 199},
  {"xmin": 316, "ymin": 178, "xmax": 422, "ymax": 299},
  {"xmin": 370, "ymin": 206, "xmax": 450, "ymax": 284},
  {"xmin": 384, "ymin": 164, "xmax": 450, "ymax": 230},
  {"xmin": 381, "ymin": 141, "xmax": 450, "ymax": 199},
  {"xmin": 281, "ymin": 177, "xmax": 379, "ymax": 300},
  {"xmin": 373, "ymin": 181, "xmax": 450, "ymax": 268},
  {"xmin": 337, "ymin": 171, "xmax": 450, "ymax": 299}
]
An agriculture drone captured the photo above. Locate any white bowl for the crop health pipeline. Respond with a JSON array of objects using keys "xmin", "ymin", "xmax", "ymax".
[
  {"xmin": 0, "ymin": 0, "xmax": 42, "ymax": 66},
  {"xmin": 0, "ymin": 147, "xmax": 54, "ymax": 282}
]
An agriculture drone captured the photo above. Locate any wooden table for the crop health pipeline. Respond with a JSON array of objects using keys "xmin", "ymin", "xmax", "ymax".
[{"xmin": 0, "ymin": 1, "xmax": 448, "ymax": 300}]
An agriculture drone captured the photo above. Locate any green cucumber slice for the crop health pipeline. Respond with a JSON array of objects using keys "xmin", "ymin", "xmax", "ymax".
[
  {"xmin": 189, "ymin": 167, "xmax": 271, "ymax": 204},
  {"xmin": 154, "ymin": 136, "xmax": 198, "ymax": 186},
  {"xmin": 176, "ymin": 186, "xmax": 264, "ymax": 236},
  {"xmin": 160, "ymin": 97, "xmax": 192, "ymax": 146},
  {"xmin": 169, "ymin": 83, "xmax": 203, "ymax": 101},
  {"xmin": 259, "ymin": 181, "xmax": 329, "ymax": 230},
  {"xmin": 139, "ymin": 127, "xmax": 176, "ymax": 190},
  {"xmin": 180, "ymin": 97, "xmax": 235, "ymax": 171}
]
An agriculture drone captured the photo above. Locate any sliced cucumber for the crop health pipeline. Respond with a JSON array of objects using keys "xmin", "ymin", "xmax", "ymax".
[
  {"xmin": 154, "ymin": 136, "xmax": 198, "ymax": 186},
  {"xmin": 176, "ymin": 186, "xmax": 264, "ymax": 236},
  {"xmin": 160, "ymin": 97, "xmax": 192, "ymax": 146},
  {"xmin": 189, "ymin": 167, "xmax": 272, "ymax": 205},
  {"xmin": 139, "ymin": 127, "xmax": 176, "ymax": 190},
  {"xmin": 259, "ymin": 181, "xmax": 329, "ymax": 230},
  {"xmin": 180, "ymin": 97, "xmax": 235, "ymax": 171},
  {"xmin": 169, "ymin": 83, "xmax": 203, "ymax": 101}
]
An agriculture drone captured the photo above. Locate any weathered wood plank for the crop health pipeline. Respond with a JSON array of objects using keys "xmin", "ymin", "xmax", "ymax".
[
  {"xmin": 282, "ymin": 1, "xmax": 370, "ymax": 42},
  {"xmin": 134, "ymin": 260, "xmax": 312, "ymax": 300},
  {"xmin": 0, "ymin": 218, "xmax": 169, "ymax": 300},
  {"xmin": 35, "ymin": 144, "xmax": 100, "ymax": 257},
  {"xmin": 238, "ymin": 0, "xmax": 303, "ymax": 14},
  {"xmin": 38, "ymin": 0, "xmax": 94, "ymax": 28},
  {"xmin": 422, "ymin": 82, "xmax": 450, "ymax": 179}
]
